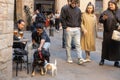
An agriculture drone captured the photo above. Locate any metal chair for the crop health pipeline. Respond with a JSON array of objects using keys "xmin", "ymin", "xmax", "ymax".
[{"xmin": 13, "ymin": 48, "xmax": 29, "ymax": 76}]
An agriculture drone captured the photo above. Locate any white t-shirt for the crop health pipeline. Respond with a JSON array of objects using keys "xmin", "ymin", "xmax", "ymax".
[
  {"xmin": 32, "ymin": 14, "xmax": 37, "ymax": 22},
  {"xmin": 55, "ymin": 13, "xmax": 60, "ymax": 18}
]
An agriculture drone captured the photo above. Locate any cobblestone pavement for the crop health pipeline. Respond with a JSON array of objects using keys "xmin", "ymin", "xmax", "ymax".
[{"xmin": 13, "ymin": 29, "xmax": 120, "ymax": 80}]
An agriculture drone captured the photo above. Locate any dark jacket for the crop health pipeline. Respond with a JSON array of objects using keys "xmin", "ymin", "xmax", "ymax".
[
  {"xmin": 99, "ymin": 9, "xmax": 120, "ymax": 61},
  {"xmin": 32, "ymin": 30, "xmax": 50, "ymax": 44},
  {"xmin": 35, "ymin": 13, "xmax": 46, "ymax": 24},
  {"xmin": 13, "ymin": 27, "xmax": 26, "ymax": 49},
  {"xmin": 60, "ymin": 5, "xmax": 81, "ymax": 29}
]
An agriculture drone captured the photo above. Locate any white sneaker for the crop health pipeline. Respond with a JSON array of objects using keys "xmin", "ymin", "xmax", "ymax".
[
  {"xmin": 78, "ymin": 58, "xmax": 85, "ymax": 65},
  {"xmin": 85, "ymin": 59, "xmax": 91, "ymax": 62},
  {"xmin": 67, "ymin": 59, "xmax": 73, "ymax": 63}
]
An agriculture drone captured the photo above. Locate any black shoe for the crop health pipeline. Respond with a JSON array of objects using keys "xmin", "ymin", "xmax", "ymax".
[
  {"xmin": 99, "ymin": 59, "xmax": 104, "ymax": 65},
  {"xmin": 71, "ymin": 46, "xmax": 75, "ymax": 49},
  {"xmin": 114, "ymin": 61, "xmax": 120, "ymax": 68},
  {"xmin": 62, "ymin": 45, "xmax": 65, "ymax": 48}
]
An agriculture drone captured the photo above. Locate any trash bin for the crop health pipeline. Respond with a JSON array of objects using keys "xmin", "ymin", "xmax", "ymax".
[{"xmin": 49, "ymin": 27, "xmax": 54, "ymax": 36}]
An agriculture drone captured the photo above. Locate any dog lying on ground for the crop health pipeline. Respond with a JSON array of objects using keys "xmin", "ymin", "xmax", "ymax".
[
  {"xmin": 31, "ymin": 49, "xmax": 50, "ymax": 77},
  {"xmin": 44, "ymin": 59, "xmax": 57, "ymax": 76}
]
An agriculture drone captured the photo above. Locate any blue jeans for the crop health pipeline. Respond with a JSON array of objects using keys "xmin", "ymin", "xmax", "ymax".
[{"xmin": 66, "ymin": 29, "xmax": 83, "ymax": 59}]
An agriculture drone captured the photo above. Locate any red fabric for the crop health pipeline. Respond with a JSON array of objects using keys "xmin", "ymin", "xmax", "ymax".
[
  {"xmin": 39, "ymin": 51, "xmax": 43, "ymax": 60},
  {"xmin": 45, "ymin": 19, "xmax": 50, "ymax": 27}
]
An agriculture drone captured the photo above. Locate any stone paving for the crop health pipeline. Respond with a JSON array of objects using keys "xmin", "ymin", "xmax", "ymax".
[{"xmin": 13, "ymin": 29, "xmax": 120, "ymax": 80}]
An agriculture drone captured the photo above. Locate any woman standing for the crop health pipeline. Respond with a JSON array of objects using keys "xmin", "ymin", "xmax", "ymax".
[
  {"xmin": 81, "ymin": 2, "xmax": 97, "ymax": 62},
  {"xmin": 99, "ymin": 0, "xmax": 120, "ymax": 67}
]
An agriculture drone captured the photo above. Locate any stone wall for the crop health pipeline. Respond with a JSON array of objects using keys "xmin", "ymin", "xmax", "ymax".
[
  {"xmin": 22, "ymin": 0, "xmax": 34, "ymax": 30},
  {"xmin": 80, "ymin": 0, "xmax": 95, "ymax": 12},
  {"xmin": 0, "ymin": 0, "xmax": 14, "ymax": 80},
  {"xmin": 103, "ymin": 0, "xmax": 110, "ymax": 11},
  {"xmin": 55, "ymin": 0, "xmax": 67, "ymax": 12},
  {"xmin": 16, "ymin": 0, "xmax": 34, "ymax": 30}
]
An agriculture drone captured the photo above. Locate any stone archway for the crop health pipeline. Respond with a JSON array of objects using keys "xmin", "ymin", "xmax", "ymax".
[{"xmin": 0, "ymin": 0, "xmax": 14, "ymax": 80}]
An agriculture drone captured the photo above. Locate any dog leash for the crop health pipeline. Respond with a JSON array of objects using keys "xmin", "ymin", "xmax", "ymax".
[{"xmin": 39, "ymin": 51, "xmax": 43, "ymax": 60}]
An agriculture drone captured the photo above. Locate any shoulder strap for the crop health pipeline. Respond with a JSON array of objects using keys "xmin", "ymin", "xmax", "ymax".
[
  {"xmin": 111, "ymin": 11, "xmax": 120, "ymax": 28},
  {"xmin": 111, "ymin": 11, "xmax": 118, "ymax": 23}
]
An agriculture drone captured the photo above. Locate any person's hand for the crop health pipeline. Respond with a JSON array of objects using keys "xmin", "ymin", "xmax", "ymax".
[
  {"xmin": 66, "ymin": 27, "xmax": 71, "ymax": 31},
  {"xmin": 83, "ymin": 29, "xmax": 87, "ymax": 35},
  {"xmin": 38, "ymin": 47, "xmax": 42, "ymax": 51},
  {"xmin": 102, "ymin": 14, "xmax": 108, "ymax": 20}
]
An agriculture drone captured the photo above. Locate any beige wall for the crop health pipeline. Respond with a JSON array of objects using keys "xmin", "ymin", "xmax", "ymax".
[
  {"xmin": 0, "ymin": 0, "xmax": 14, "ymax": 80},
  {"xmin": 55, "ymin": 0, "xmax": 67, "ymax": 12},
  {"xmin": 103, "ymin": 0, "xmax": 110, "ymax": 11},
  {"xmin": 22, "ymin": 0, "xmax": 34, "ymax": 30},
  {"xmin": 16, "ymin": 0, "xmax": 23, "ymax": 21},
  {"xmin": 117, "ymin": 1, "xmax": 120, "ymax": 8},
  {"xmin": 16, "ymin": 0, "xmax": 34, "ymax": 30},
  {"xmin": 16, "ymin": 0, "xmax": 34, "ymax": 20},
  {"xmin": 80, "ymin": 0, "xmax": 95, "ymax": 12}
]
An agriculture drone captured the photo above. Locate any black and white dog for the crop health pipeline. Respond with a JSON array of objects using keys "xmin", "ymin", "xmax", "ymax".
[{"xmin": 31, "ymin": 49, "xmax": 50, "ymax": 77}]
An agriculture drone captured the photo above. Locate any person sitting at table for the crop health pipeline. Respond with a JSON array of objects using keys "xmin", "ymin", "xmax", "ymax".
[
  {"xmin": 13, "ymin": 19, "xmax": 26, "ymax": 49},
  {"xmin": 27, "ymin": 23, "xmax": 51, "ymax": 63}
]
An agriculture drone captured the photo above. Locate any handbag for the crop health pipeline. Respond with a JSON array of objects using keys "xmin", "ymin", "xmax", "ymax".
[
  {"xmin": 111, "ymin": 12, "xmax": 120, "ymax": 41},
  {"xmin": 112, "ymin": 30, "xmax": 120, "ymax": 41}
]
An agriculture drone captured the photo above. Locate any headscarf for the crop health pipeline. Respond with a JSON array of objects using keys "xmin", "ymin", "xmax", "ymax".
[
  {"xmin": 109, "ymin": 0, "xmax": 117, "ymax": 4},
  {"xmin": 87, "ymin": 2, "xmax": 94, "ymax": 6},
  {"xmin": 69, "ymin": 0, "xmax": 79, "ymax": 3},
  {"xmin": 108, "ymin": 0, "xmax": 118, "ymax": 10}
]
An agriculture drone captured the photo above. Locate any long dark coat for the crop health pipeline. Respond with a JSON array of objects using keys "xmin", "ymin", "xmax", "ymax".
[{"xmin": 99, "ymin": 9, "xmax": 120, "ymax": 61}]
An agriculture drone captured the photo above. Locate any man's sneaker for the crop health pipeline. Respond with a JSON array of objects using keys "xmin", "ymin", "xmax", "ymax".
[
  {"xmin": 78, "ymin": 58, "xmax": 85, "ymax": 65},
  {"xmin": 71, "ymin": 46, "xmax": 76, "ymax": 50},
  {"xmin": 85, "ymin": 58, "xmax": 91, "ymax": 62},
  {"xmin": 67, "ymin": 59, "xmax": 73, "ymax": 63}
]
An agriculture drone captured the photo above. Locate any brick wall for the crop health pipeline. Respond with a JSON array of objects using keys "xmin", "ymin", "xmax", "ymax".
[{"xmin": 0, "ymin": 0, "xmax": 14, "ymax": 80}]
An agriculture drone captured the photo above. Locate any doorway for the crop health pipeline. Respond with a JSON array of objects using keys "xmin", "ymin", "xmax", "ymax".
[{"xmin": 35, "ymin": 0, "xmax": 55, "ymax": 14}]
